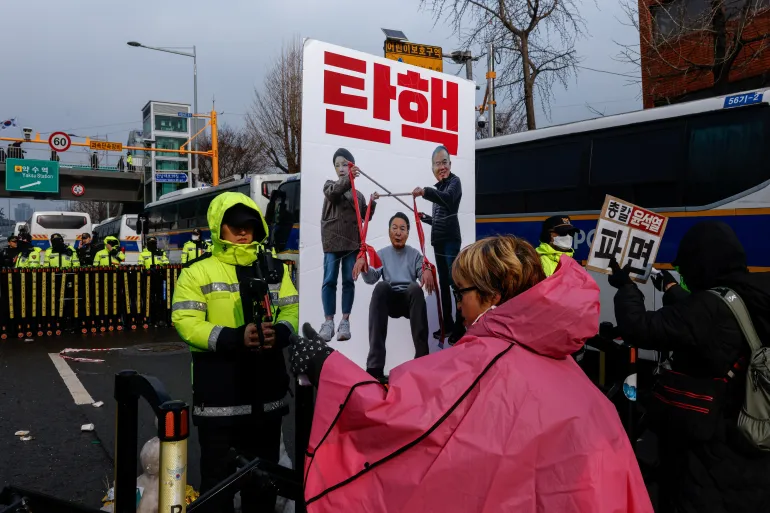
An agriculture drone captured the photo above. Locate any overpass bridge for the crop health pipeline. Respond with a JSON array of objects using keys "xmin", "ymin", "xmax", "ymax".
[{"xmin": 0, "ymin": 161, "xmax": 144, "ymax": 206}]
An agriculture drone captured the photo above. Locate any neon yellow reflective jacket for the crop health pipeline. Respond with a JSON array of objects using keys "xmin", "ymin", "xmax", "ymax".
[
  {"xmin": 44, "ymin": 246, "xmax": 80, "ymax": 268},
  {"xmin": 15, "ymin": 247, "xmax": 41, "ymax": 268},
  {"xmin": 93, "ymin": 236, "xmax": 126, "ymax": 267},
  {"xmin": 172, "ymin": 192, "xmax": 299, "ymax": 351},
  {"xmin": 536, "ymin": 242, "xmax": 574, "ymax": 277},
  {"xmin": 171, "ymin": 192, "xmax": 299, "ymax": 413},
  {"xmin": 180, "ymin": 239, "xmax": 211, "ymax": 264},
  {"xmin": 138, "ymin": 249, "xmax": 169, "ymax": 269}
]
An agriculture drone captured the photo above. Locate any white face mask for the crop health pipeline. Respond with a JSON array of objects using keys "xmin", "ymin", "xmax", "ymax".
[
  {"xmin": 191, "ymin": 235, "xmax": 200, "ymax": 241},
  {"xmin": 471, "ymin": 305, "xmax": 497, "ymax": 326},
  {"xmin": 552, "ymin": 235, "xmax": 573, "ymax": 251}
]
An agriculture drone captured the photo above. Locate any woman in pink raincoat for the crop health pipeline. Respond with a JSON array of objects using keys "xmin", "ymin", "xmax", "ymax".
[{"xmin": 289, "ymin": 236, "xmax": 653, "ymax": 513}]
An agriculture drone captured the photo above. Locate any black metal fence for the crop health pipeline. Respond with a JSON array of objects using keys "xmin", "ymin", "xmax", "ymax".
[{"xmin": 0, "ymin": 265, "xmax": 184, "ymax": 339}]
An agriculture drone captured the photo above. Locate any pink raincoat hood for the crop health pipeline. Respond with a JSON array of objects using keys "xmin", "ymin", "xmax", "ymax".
[
  {"xmin": 466, "ymin": 254, "xmax": 600, "ymax": 358},
  {"xmin": 304, "ymin": 257, "xmax": 652, "ymax": 513}
]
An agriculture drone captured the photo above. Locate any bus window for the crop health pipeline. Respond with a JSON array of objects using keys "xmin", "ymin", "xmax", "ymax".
[
  {"xmin": 590, "ymin": 123, "xmax": 683, "ymax": 208},
  {"xmin": 282, "ymin": 180, "xmax": 300, "ymax": 223},
  {"xmin": 161, "ymin": 203, "xmax": 178, "ymax": 230},
  {"xmin": 686, "ymin": 110, "xmax": 769, "ymax": 206},
  {"xmin": 178, "ymin": 199, "xmax": 197, "ymax": 228},
  {"xmin": 197, "ymin": 195, "xmax": 214, "ymax": 227},
  {"xmin": 125, "ymin": 216, "xmax": 138, "ymax": 231},
  {"xmin": 476, "ymin": 138, "xmax": 586, "ymax": 215},
  {"xmin": 268, "ymin": 180, "xmax": 300, "ymax": 250},
  {"xmin": 35, "ymin": 214, "xmax": 88, "ymax": 230}
]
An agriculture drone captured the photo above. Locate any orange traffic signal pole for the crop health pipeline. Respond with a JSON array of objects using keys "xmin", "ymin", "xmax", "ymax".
[{"xmin": 0, "ymin": 109, "xmax": 221, "ymax": 186}]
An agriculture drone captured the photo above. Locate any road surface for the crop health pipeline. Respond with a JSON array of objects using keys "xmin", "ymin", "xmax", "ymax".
[{"xmin": 0, "ymin": 328, "xmax": 297, "ymax": 510}]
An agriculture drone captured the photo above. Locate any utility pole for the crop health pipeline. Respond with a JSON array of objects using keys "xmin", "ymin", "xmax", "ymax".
[{"xmin": 487, "ymin": 43, "xmax": 496, "ymax": 138}]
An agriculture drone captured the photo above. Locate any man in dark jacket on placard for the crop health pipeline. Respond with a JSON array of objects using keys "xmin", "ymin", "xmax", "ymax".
[
  {"xmin": 609, "ymin": 221, "xmax": 770, "ymax": 513},
  {"xmin": 413, "ymin": 145, "xmax": 463, "ymax": 343}
]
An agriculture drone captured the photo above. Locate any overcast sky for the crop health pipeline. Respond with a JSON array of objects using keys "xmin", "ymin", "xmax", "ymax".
[{"xmin": 1, "ymin": 0, "xmax": 642, "ymax": 211}]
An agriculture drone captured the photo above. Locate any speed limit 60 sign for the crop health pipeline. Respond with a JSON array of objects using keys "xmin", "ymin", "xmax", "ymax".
[{"xmin": 49, "ymin": 132, "xmax": 71, "ymax": 153}]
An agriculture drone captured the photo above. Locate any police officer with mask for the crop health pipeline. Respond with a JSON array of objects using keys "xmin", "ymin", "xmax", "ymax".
[
  {"xmin": 172, "ymin": 192, "xmax": 299, "ymax": 513},
  {"xmin": 181, "ymin": 228, "xmax": 210, "ymax": 264},
  {"xmin": 138, "ymin": 236, "xmax": 169, "ymax": 269},
  {"xmin": 77, "ymin": 233, "xmax": 97, "ymax": 267},
  {"xmin": 15, "ymin": 233, "xmax": 41, "ymax": 268},
  {"xmin": 93, "ymin": 236, "xmax": 125, "ymax": 267},
  {"xmin": 536, "ymin": 216, "xmax": 579, "ymax": 277},
  {"xmin": 44, "ymin": 233, "xmax": 79, "ymax": 268},
  {"xmin": 0, "ymin": 236, "xmax": 20, "ymax": 268}
]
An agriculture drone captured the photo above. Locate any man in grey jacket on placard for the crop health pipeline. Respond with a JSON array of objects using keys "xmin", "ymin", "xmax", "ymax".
[{"xmin": 353, "ymin": 212, "xmax": 436, "ymax": 382}]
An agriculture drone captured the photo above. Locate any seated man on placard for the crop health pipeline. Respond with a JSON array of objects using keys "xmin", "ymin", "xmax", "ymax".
[{"xmin": 353, "ymin": 212, "xmax": 436, "ymax": 382}]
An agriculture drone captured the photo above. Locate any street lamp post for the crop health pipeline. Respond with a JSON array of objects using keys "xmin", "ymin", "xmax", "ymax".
[{"xmin": 127, "ymin": 41, "xmax": 198, "ymax": 182}]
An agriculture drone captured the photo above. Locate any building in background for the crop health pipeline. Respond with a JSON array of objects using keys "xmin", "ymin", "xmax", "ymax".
[
  {"xmin": 639, "ymin": 0, "xmax": 770, "ymax": 108},
  {"xmin": 14, "ymin": 202, "xmax": 33, "ymax": 222},
  {"xmin": 141, "ymin": 101, "xmax": 192, "ymax": 204}
]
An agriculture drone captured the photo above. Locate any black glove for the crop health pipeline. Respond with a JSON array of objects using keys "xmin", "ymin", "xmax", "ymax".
[
  {"xmin": 608, "ymin": 258, "xmax": 633, "ymax": 289},
  {"xmin": 110, "ymin": 248, "xmax": 119, "ymax": 257},
  {"xmin": 289, "ymin": 323, "xmax": 334, "ymax": 385},
  {"xmin": 651, "ymin": 270, "xmax": 678, "ymax": 292}
]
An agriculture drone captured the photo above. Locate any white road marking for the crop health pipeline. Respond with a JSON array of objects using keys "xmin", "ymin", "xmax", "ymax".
[{"xmin": 48, "ymin": 353, "xmax": 94, "ymax": 405}]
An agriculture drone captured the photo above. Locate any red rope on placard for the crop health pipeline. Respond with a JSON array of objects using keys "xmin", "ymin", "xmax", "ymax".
[
  {"xmin": 414, "ymin": 198, "xmax": 445, "ymax": 348},
  {"xmin": 348, "ymin": 167, "xmax": 381, "ymax": 270}
]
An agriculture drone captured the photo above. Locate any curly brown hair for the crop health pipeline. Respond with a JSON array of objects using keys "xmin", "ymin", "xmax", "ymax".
[{"xmin": 452, "ymin": 236, "xmax": 546, "ymax": 304}]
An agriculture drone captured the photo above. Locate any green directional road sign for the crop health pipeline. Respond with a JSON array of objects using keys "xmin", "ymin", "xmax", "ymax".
[{"xmin": 5, "ymin": 158, "xmax": 60, "ymax": 193}]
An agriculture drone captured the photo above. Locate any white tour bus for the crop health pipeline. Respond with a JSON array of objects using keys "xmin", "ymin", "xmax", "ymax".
[{"xmin": 28, "ymin": 211, "xmax": 92, "ymax": 252}]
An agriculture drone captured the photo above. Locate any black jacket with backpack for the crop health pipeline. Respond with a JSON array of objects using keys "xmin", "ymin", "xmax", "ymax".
[{"xmin": 614, "ymin": 221, "xmax": 770, "ymax": 513}]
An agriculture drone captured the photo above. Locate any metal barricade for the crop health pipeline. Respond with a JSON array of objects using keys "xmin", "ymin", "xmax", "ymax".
[{"xmin": 0, "ymin": 265, "xmax": 184, "ymax": 339}]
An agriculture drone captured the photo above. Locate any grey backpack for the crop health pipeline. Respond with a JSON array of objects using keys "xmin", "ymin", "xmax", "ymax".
[{"xmin": 709, "ymin": 287, "xmax": 770, "ymax": 451}]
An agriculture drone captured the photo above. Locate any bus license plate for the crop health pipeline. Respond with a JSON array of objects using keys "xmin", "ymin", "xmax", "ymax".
[{"xmin": 724, "ymin": 92, "xmax": 763, "ymax": 109}]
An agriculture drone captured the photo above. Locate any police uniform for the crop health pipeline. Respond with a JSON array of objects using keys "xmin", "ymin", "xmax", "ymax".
[
  {"xmin": 15, "ymin": 236, "xmax": 41, "ymax": 269},
  {"xmin": 77, "ymin": 234, "xmax": 98, "ymax": 267},
  {"xmin": 93, "ymin": 236, "xmax": 126, "ymax": 266},
  {"xmin": 0, "ymin": 237, "xmax": 20, "ymax": 268},
  {"xmin": 172, "ymin": 192, "xmax": 298, "ymax": 513},
  {"xmin": 138, "ymin": 243, "xmax": 170, "ymax": 269},
  {"xmin": 536, "ymin": 215, "xmax": 579, "ymax": 277},
  {"xmin": 181, "ymin": 232, "xmax": 211, "ymax": 264},
  {"xmin": 44, "ymin": 234, "xmax": 80, "ymax": 268}
]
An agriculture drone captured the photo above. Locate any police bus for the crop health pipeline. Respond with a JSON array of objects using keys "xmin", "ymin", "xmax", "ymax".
[
  {"xmin": 476, "ymin": 88, "xmax": 770, "ymax": 318},
  {"xmin": 267, "ymin": 90, "xmax": 770, "ymax": 311},
  {"xmin": 142, "ymin": 174, "xmax": 285, "ymax": 263},
  {"xmin": 93, "ymin": 215, "xmax": 140, "ymax": 264},
  {"xmin": 28, "ymin": 211, "xmax": 92, "ymax": 250}
]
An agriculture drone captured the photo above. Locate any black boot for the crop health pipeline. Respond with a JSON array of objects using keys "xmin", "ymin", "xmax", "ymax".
[{"xmin": 366, "ymin": 367, "xmax": 388, "ymax": 385}]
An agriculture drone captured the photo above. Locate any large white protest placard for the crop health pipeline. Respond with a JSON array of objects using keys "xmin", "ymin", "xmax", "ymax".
[
  {"xmin": 586, "ymin": 195, "xmax": 669, "ymax": 283},
  {"xmin": 299, "ymin": 39, "xmax": 476, "ymax": 373}
]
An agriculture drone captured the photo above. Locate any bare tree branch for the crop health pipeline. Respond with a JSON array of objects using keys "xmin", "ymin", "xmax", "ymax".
[
  {"xmin": 66, "ymin": 201, "xmax": 121, "ymax": 224},
  {"xmin": 421, "ymin": 0, "xmax": 587, "ymax": 130},
  {"xmin": 246, "ymin": 37, "xmax": 302, "ymax": 174},
  {"xmin": 197, "ymin": 124, "xmax": 267, "ymax": 185},
  {"xmin": 617, "ymin": 0, "xmax": 770, "ymax": 104}
]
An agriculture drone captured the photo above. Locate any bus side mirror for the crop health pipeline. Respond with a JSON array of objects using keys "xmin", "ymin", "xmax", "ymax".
[
  {"xmin": 265, "ymin": 190, "xmax": 286, "ymax": 226},
  {"xmin": 136, "ymin": 216, "xmax": 149, "ymax": 235}
]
